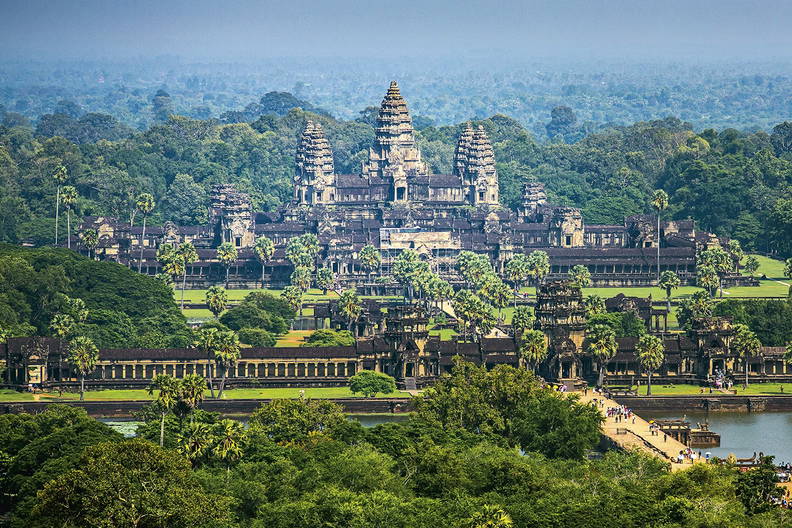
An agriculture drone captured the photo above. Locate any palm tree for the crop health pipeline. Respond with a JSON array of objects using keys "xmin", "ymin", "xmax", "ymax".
[
  {"xmin": 465, "ymin": 505, "xmax": 514, "ymax": 528},
  {"xmin": 339, "ymin": 289, "xmax": 362, "ymax": 334},
  {"xmin": 214, "ymin": 331, "xmax": 240, "ymax": 399},
  {"xmin": 194, "ymin": 327, "xmax": 219, "ymax": 398},
  {"xmin": 651, "ymin": 189, "xmax": 669, "ymax": 281},
  {"xmin": 135, "ymin": 193, "xmax": 155, "ymax": 273},
  {"xmin": 519, "ymin": 330, "xmax": 548, "ymax": 373},
  {"xmin": 205, "ymin": 286, "xmax": 227, "ymax": 319},
  {"xmin": 79, "ymin": 229, "xmax": 98, "ymax": 260},
  {"xmin": 696, "ymin": 264, "xmax": 720, "ymax": 297},
  {"xmin": 316, "ymin": 267, "xmax": 335, "ymax": 295},
  {"xmin": 60, "ymin": 186, "xmax": 78, "ymax": 249},
  {"xmin": 586, "ymin": 323, "xmax": 617, "ymax": 387},
  {"xmin": 178, "ymin": 374, "xmax": 207, "ymax": 420},
  {"xmin": 213, "ymin": 419, "xmax": 245, "ymax": 479},
  {"xmin": 569, "ymin": 265, "xmax": 591, "ymax": 289},
  {"xmin": 147, "ymin": 374, "xmax": 180, "ymax": 447},
  {"xmin": 727, "ymin": 240, "xmax": 744, "ymax": 273},
  {"xmin": 254, "ymin": 236, "xmax": 275, "ymax": 288},
  {"xmin": 698, "ymin": 247, "xmax": 731, "ymax": 297},
  {"xmin": 526, "ymin": 250, "xmax": 550, "ymax": 297},
  {"xmin": 290, "ymin": 266, "xmax": 312, "ymax": 292},
  {"xmin": 785, "ymin": 342, "xmax": 792, "ymax": 368},
  {"xmin": 177, "ymin": 242, "xmax": 198, "ymax": 309},
  {"xmin": 505, "ymin": 253, "xmax": 530, "ymax": 307},
  {"xmin": 358, "ymin": 244, "xmax": 381, "ymax": 295},
  {"xmin": 658, "ymin": 270, "xmax": 681, "ymax": 312},
  {"xmin": 636, "ymin": 334, "xmax": 664, "ymax": 395},
  {"xmin": 50, "ymin": 313, "xmax": 76, "ymax": 340},
  {"xmin": 583, "ymin": 294, "xmax": 605, "ymax": 316},
  {"xmin": 281, "ymin": 286, "xmax": 303, "ymax": 316},
  {"xmin": 157, "ymin": 243, "xmax": 184, "ymax": 285},
  {"xmin": 66, "ymin": 335, "xmax": 99, "ymax": 401},
  {"xmin": 511, "ymin": 305, "xmax": 533, "ymax": 339},
  {"xmin": 216, "ymin": 242, "xmax": 238, "ymax": 288},
  {"xmin": 177, "ymin": 422, "xmax": 215, "ymax": 465},
  {"xmin": 52, "ymin": 165, "xmax": 67, "ymax": 246},
  {"xmin": 733, "ymin": 324, "xmax": 761, "ymax": 389}
]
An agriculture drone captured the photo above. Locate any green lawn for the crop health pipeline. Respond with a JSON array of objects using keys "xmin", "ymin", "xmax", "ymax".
[
  {"xmin": 751, "ymin": 254, "xmax": 787, "ymax": 279},
  {"xmin": 0, "ymin": 387, "xmax": 411, "ymax": 402},
  {"xmin": 631, "ymin": 383, "xmax": 792, "ymax": 396}
]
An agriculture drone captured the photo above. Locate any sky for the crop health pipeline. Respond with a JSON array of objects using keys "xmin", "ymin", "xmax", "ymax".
[{"xmin": 1, "ymin": 0, "xmax": 791, "ymax": 61}]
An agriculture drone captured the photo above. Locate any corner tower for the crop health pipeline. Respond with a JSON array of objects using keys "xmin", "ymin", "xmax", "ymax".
[
  {"xmin": 362, "ymin": 81, "xmax": 427, "ymax": 202},
  {"xmin": 454, "ymin": 125, "xmax": 499, "ymax": 206},
  {"xmin": 295, "ymin": 120, "xmax": 335, "ymax": 205}
]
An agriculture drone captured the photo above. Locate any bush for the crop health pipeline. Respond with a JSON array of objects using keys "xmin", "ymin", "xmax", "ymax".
[
  {"xmin": 220, "ymin": 302, "xmax": 288, "ymax": 335},
  {"xmin": 301, "ymin": 329, "xmax": 355, "ymax": 347},
  {"xmin": 239, "ymin": 327, "xmax": 276, "ymax": 347},
  {"xmin": 349, "ymin": 370, "xmax": 397, "ymax": 397}
]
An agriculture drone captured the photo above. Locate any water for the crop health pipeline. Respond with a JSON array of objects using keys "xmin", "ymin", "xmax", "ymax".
[
  {"xmin": 641, "ymin": 411, "xmax": 792, "ymax": 463},
  {"xmin": 100, "ymin": 413, "xmax": 408, "ymax": 437}
]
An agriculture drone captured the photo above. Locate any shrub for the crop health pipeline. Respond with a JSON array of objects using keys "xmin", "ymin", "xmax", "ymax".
[{"xmin": 238, "ymin": 327, "xmax": 276, "ymax": 347}]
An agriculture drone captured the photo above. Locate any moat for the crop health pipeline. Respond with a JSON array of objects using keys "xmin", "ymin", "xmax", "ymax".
[{"xmin": 642, "ymin": 410, "xmax": 792, "ymax": 462}]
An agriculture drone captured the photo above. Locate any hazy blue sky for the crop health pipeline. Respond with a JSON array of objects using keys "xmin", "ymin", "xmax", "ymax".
[{"xmin": 1, "ymin": 0, "xmax": 791, "ymax": 60}]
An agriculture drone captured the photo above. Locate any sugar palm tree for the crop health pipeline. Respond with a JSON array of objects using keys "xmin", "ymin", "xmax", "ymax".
[
  {"xmin": 281, "ymin": 285, "xmax": 303, "ymax": 316},
  {"xmin": 733, "ymin": 324, "xmax": 761, "ymax": 389},
  {"xmin": 177, "ymin": 242, "xmax": 198, "ymax": 309},
  {"xmin": 52, "ymin": 165, "xmax": 67, "ymax": 246},
  {"xmin": 213, "ymin": 419, "xmax": 245, "ymax": 479},
  {"xmin": 744, "ymin": 255, "xmax": 760, "ymax": 278},
  {"xmin": 465, "ymin": 505, "xmax": 514, "ymax": 528},
  {"xmin": 316, "ymin": 267, "xmax": 335, "ymax": 295},
  {"xmin": 135, "ymin": 193, "xmax": 155, "ymax": 273},
  {"xmin": 636, "ymin": 334, "xmax": 664, "ymax": 395},
  {"xmin": 586, "ymin": 323, "xmax": 617, "ymax": 387},
  {"xmin": 569, "ymin": 265, "xmax": 591, "ymax": 289},
  {"xmin": 696, "ymin": 264, "xmax": 720, "ymax": 297},
  {"xmin": 50, "ymin": 313, "xmax": 76, "ymax": 340},
  {"xmin": 194, "ymin": 327, "xmax": 219, "ymax": 398},
  {"xmin": 658, "ymin": 270, "xmax": 681, "ymax": 312},
  {"xmin": 290, "ymin": 266, "xmax": 312, "ymax": 292},
  {"xmin": 214, "ymin": 331, "xmax": 241, "ymax": 399},
  {"xmin": 511, "ymin": 305, "xmax": 533, "ymax": 339},
  {"xmin": 60, "ymin": 186, "xmax": 78, "ymax": 249},
  {"xmin": 216, "ymin": 242, "xmax": 238, "ymax": 288},
  {"xmin": 254, "ymin": 235, "xmax": 275, "ymax": 288},
  {"xmin": 651, "ymin": 189, "xmax": 669, "ymax": 281},
  {"xmin": 147, "ymin": 374, "xmax": 180, "ymax": 447},
  {"xmin": 339, "ymin": 288, "xmax": 362, "ymax": 334},
  {"xmin": 526, "ymin": 250, "xmax": 550, "ymax": 297},
  {"xmin": 205, "ymin": 286, "xmax": 227, "ymax": 319},
  {"xmin": 358, "ymin": 244, "xmax": 381, "ymax": 295},
  {"xmin": 505, "ymin": 253, "xmax": 530, "ymax": 307},
  {"xmin": 177, "ymin": 422, "xmax": 215, "ymax": 465},
  {"xmin": 179, "ymin": 374, "xmax": 207, "ymax": 420},
  {"xmin": 519, "ymin": 330, "xmax": 548, "ymax": 373},
  {"xmin": 79, "ymin": 228, "xmax": 98, "ymax": 260},
  {"xmin": 727, "ymin": 239, "xmax": 744, "ymax": 273},
  {"xmin": 66, "ymin": 335, "xmax": 99, "ymax": 401},
  {"xmin": 785, "ymin": 342, "xmax": 792, "ymax": 368}
]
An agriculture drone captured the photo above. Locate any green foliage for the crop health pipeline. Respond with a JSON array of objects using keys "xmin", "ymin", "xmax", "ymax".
[
  {"xmin": 301, "ymin": 328, "xmax": 355, "ymax": 347},
  {"xmin": 238, "ymin": 327, "xmax": 276, "ymax": 347},
  {"xmin": 734, "ymin": 456, "xmax": 783, "ymax": 514},
  {"xmin": 349, "ymin": 370, "xmax": 397, "ymax": 397},
  {"xmin": 587, "ymin": 311, "xmax": 646, "ymax": 338},
  {"xmin": 219, "ymin": 294, "xmax": 290, "ymax": 335},
  {"xmin": 248, "ymin": 399, "xmax": 348, "ymax": 443},
  {"xmin": 714, "ymin": 299, "xmax": 792, "ymax": 346}
]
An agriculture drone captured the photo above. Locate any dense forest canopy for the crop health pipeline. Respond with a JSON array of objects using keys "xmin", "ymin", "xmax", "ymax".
[{"xmin": 2, "ymin": 83, "xmax": 791, "ymax": 256}]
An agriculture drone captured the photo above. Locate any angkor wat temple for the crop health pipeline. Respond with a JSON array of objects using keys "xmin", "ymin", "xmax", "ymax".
[{"xmin": 78, "ymin": 81, "xmax": 739, "ymax": 289}]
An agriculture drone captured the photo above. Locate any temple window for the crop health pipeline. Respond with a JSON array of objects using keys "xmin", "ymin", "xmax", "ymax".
[{"xmin": 235, "ymin": 236, "xmax": 242, "ymax": 247}]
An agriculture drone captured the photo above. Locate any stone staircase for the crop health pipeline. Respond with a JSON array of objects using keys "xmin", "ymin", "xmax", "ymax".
[{"xmin": 403, "ymin": 377, "xmax": 417, "ymax": 391}]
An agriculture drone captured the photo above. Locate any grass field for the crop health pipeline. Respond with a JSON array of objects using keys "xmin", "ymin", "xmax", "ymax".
[
  {"xmin": 0, "ymin": 387, "xmax": 411, "ymax": 402},
  {"xmin": 632, "ymin": 383, "xmax": 792, "ymax": 396}
]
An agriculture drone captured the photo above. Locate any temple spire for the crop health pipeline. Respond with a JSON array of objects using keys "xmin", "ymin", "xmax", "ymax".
[{"xmin": 295, "ymin": 120, "xmax": 335, "ymax": 204}]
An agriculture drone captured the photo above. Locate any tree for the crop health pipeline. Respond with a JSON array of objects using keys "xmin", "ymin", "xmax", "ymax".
[
  {"xmin": 79, "ymin": 228, "xmax": 98, "ymax": 259},
  {"xmin": 658, "ymin": 270, "xmax": 681, "ymax": 312},
  {"xmin": 214, "ymin": 330, "xmax": 240, "ymax": 399},
  {"xmin": 157, "ymin": 243, "xmax": 184, "ymax": 285},
  {"xmin": 733, "ymin": 323, "xmax": 761, "ymax": 389},
  {"xmin": 728, "ymin": 239, "xmax": 744, "ymax": 273},
  {"xmin": 744, "ymin": 255, "xmax": 760, "ymax": 278},
  {"xmin": 281, "ymin": 285, "xmax": 303, "ymax": 316},
  {"xmin": 696, "ymin": 264, "xmax": 720, "ymax": 297},
  {"xmin": 301, "ymin": 329, "xmax": 355, "ymax": 347},
  {"xmin": 205, "ymin": 286, "xmax": 227, "ymax": 319},
  {"xmin": 339, "ymin": 288, "xmax": 362, "ymax": 333},
  {"xmin": 569, "ymin": 265, "xmax": 591, "ymax": 289},
  {"xmin": 358, "ymin": 244, "xmax": 381, "ymax": 294},
  {"xmin": 698, "ymin": 247, "xmax": 731, "ymax": 297},
  {"xmin": 393, "ymin": 249, "xmax": 423, "ymax": 301},
  {"xmin": 177, "ymin": 242, "xmax": 198, "ymax": 309},
  {"xmin": 316, "ymin": 267, "xmax": 335, "ymax": 295},
  {"xmin": 585, "ymin": 324, "xmax": 617, "ymax": 387},
  {"xmin": 52, "ymin": 165, "xmax": 67, "ymax": 246},
  {"xmin": 60, "ymin": 185, "xmax": 78, "ymax": 249},
  {"xmin": 735, "ymin": 456, "xmax": 783, "ymax": 514},
  {"xmin": 636, "ymin": 335, "xmax": 664, "ymax": 395},
  {"xmin": 30, "ymin": 440, "xmax": 232, "ymax": 528},
  {"xmin": 785, "ymin": 342, "xmax": 792, "ymax": 367},
  {"xmin": 465, "ymin": 506, "xmax": 514, "ymax": 528},
  {"xmin": 519, "ymin": 330, "xmax": 548, "ymax": 372},
  {"xmin": 50, "ymin": 312, "xmax": 76, "ymax": 340},
  {"xmin": 583, "ymin": 294, "xmax": 605, "ymax": 316},
  {"xmin": 511, "ymin": 305, "xmax": 533, "ymax": 339},
  {"xmin": 147, "ymin": 374, "xmax": 181, "ymax": 447},
  {"xmin": 194, "ymin": 327, "xmax": 219, "ymax": 398},
  {"xmin": 254, "ymin": 235, "xmax": 275, "ymax": 288},
  {"xmin": 349, "ymin": 370, "xmax": 397, "ymax": 397},
  {"xmin": 213, "ymin": 419, "xmax": 245, "ymax": 476},
  {"xmin": 216, "ymin": 242, "xmax": 238, "ymax": 288},
  {"xmin": 505, "ymin": 253, "xmax": 530, "ymax": 307},
  {"xmin": 67, "ymin": 335, "xmax": 99, "ymax": 401},
  {"xmin": 677, "ymin": 291, "xmax": 715, "ymax": 329},
  {"xmin": 178, "ymin": 374, "xmax": 207, "ymax": 421},
  {"xmin": 248, "ymin": 398, "xmax": 347, "ymax": 443},
  {"xmin": 785, "ymin": 257, "xmax": 792, "ymax": 281},
  {"xmin": 526, "ymin": 250, "xmax": 550, "ymax": 296},
  {"xmin": 651, "ymin": 189, "xmax": 669, "ymax": 281},
  {"xmin": 176, "ymin": 422, "xmax": 215, "ymax": 465},
  {"xmin": 290, "ymin": 265, "xmax": 312, "ymax": 292},
  {"xmin": 135, "ymin": 192, "xmax": 155, "ymax": 273}
]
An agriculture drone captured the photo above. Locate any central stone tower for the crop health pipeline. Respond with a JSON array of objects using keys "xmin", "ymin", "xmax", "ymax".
[{"xmin": 362, "ymin": 81, "xmax": 427, "ymax": 202}]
